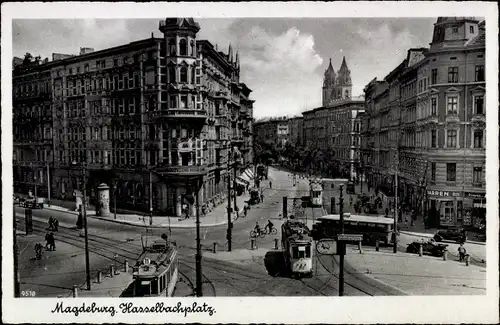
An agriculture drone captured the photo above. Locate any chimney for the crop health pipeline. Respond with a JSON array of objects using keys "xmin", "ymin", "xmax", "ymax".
[{"xmin": 80, "ymin": 47, "xmax": 95, "ymax": 55}]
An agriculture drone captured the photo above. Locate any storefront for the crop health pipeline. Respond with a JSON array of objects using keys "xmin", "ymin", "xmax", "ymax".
[{"xmin": 426, "ymin": 190, "xmax": 486, "ymax": 227}]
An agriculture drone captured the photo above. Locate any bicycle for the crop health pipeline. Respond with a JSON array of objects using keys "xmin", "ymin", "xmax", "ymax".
[{"xmin": 249, "ymin": 226, "xmax": 277, "ymax": 238}]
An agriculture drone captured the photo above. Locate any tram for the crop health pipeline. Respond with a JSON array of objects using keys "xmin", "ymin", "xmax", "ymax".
[
  {"xmin": 309, "ymin": 179, "xmax": 323, "ymax": 207},
  {"xmin": 132, "ymin": 236, "xmax": 179, "ymax": 297},
  {"xmin": 281, "ymin": 220, "xmax": 314, "ymax": 278}
]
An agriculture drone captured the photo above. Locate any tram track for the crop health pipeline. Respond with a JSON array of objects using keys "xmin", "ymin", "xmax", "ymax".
[{"xmin": 17, "ymin": 216, "xmax": 217, "ymax": 297}]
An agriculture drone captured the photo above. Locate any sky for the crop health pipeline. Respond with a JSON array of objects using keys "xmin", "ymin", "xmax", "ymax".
[{"xmin": 12, "ymin": 17, "xmax": 437, "ymax": 118}]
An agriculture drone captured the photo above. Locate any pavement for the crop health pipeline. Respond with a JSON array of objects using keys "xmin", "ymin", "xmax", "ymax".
[
  {"xmin": 344, "ymin": 245, "xmax": 486, "ymax": 295},
  {"xmin": 16, "ymin": 188, "xmax": 252, "ymax": 229}
]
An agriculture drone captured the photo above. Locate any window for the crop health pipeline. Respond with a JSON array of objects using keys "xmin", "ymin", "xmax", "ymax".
[
  {"xmin": 113, "ymin": 58, "xmax": 118, "ymax": 67},
  {"xmin": 179, "ymin": 39, "xmax": 187, "ymax": 56},
  {"xmin": 431, "ymin": 69, "xmax": 438, "ymax": 85},
  {"xmin": 430, "ymin": 97, "xmax": 437, "ymax": 116},
  {"xmin": 475, "ymin": 65, "xmax": 485, "ymax": 82},
  {"xmin": 134, "ymin": 73, "xmax": 140, "ymax": 88},
  {"xmin": 431, "ymin": 162, "xmax": 436, "ymax": 181},
  {"xmin": 473, "ymin": 167, "xmax": 482, "ymax": 184},
  {"xmin": 77, "ymin": 67, "xmax": 81, "ymax": 74},
  {"xmin": 446, "ymin": 163, "xmax": 456, "ymax": 181},
  {"xmin": 446, "ymin": 96, "xmax": 458, "ymax": 114},
  {"xmin": 470, "ymin": 26, "xmax": 474, "ymax": 33},
  {"xmin": 69, "ymin": 68, "xmax": 73, "ymax": 75},
  {"xmin": 180, "ymin": 95, "xmax": 188, "ymax": 109},
  {"xmin": 448, "ymin": 67, "xmax": 458, "ymax": 83},
  {"xmin": 447, "ymin": 130, "xmax": 457, "ymax": 147},
  {"xmin": 474, "ymin": 95, "xmax": 484, "ymax": 115},
  {"xmin": 168, "ymin": 66, "xmax": 176, "ymax": 83},
  {"xmin": 180, "ymin": 67, "xmax": 188, "ymax": 83},
  {"xmin": 84, "ymin": 64, "xmax": 89, "ymax": 72},
  {"xmin": 431, "ymin": 130, "xmax": 437, "ymax": 148},
  {"xmin": 169, "ymin": 95, "xmax": 177, "ymax": 109},
  {"xmin": 452, "ymin": 26, "xmax": 458, "ymax": 33},
  {"xmin": 473, "ymin": 130, "xmax": 483, "ymax": 148},
  {"xmin": 169, "ymin": 39, "xmax": 176, "ymax": 56}
]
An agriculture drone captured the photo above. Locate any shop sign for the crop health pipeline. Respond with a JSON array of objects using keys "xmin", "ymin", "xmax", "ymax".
[
  {"xmin": 427, "ymin": 190, "xmax": 461, "ymax": 197},
  {"xmin": 464, "ymin": 192, "xmax": 486, "ymax": 199}
]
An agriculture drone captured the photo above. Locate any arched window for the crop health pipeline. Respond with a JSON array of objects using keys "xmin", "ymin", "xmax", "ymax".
[
  {"xmin": 190, "ymin": 40, "xmax": 195, "ymax": 56},
  {"xmin": 168, "ymin": 66, "xmax": 176, "ymax": 83},
  {"xmin": 345, "ymin": 90, "xmax": 349, "ymax": 98},
  {"xmin": 180, "ymin": 67, "xmax": 188, "ymax": 83},
  {"xmin": 179, "ymin": 39, "xmax": 187, "ymax": 56},
  {"xmin": 169, "ymin": 39, "xmax": 176, "ymax": 56}
]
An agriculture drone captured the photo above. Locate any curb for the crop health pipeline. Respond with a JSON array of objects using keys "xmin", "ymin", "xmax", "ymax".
[
  {"xmin": 399, "ymin": 231, "xmax": 486, "ymax": 246},
  {"xmin": 42, "ymin": 202, "xmax": 246, "ymax": 229}
]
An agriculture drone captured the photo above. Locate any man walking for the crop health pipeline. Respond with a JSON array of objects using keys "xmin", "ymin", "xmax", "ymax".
[{"xmin": 458, "ymin": 243, "xmax": 466, "ymax": 262}]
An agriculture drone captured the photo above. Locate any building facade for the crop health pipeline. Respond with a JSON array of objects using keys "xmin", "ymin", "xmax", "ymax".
[
  {"xmin": 13, "ymin": 18, "xmax": 254, "ymax": 218},
  {"xmin": 362, "ymin": 17, "xmax": 485, "ymax": 227},
  {"xmin": 288, "ymin": 116, "xmax": 304, "ymax": 146}
]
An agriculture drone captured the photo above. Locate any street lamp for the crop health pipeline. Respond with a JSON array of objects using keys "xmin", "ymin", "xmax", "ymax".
[{"xmin": 72, "ymin": 160, "xmax": 91, "ymax": 291}]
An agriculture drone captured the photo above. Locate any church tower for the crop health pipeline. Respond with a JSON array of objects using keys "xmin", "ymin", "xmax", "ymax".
[
  {"xmin": 322, "ymin": 58, "xmax": 336, "ymax": 106},
  {"xmin": 336, "ymin": 56, "xmax": 352, "ymax": 99}
]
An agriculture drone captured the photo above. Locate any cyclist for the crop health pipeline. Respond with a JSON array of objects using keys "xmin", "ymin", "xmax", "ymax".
[
  {"xmin": 265, "ymin": 220, "xmax": 274, "ymax": 234},
  {"xmin": 254, "ymin": 222, "xmax": 261, "ymax": 237}
]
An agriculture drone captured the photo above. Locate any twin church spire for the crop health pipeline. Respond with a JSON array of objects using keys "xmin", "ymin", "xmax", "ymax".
[{"xmin": 322, "ymin": 56, "xmax": 352, "ymax": 106}]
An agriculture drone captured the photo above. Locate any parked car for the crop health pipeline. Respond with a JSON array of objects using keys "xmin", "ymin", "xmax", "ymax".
[
  {"xmin": 406, "ymin": 240, "xmax": 449, "ymax": 257},
  {"xmin": 434, "ymin": 227, "xmax": 466, "ymax": 243},
  {"xmin": 22, "ymin": 197, "xmax": 44, "ymax": 209}
]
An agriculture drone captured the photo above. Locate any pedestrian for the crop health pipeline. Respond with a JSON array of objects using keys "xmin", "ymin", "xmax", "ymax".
[
  {"xmin": 385, "ymin": 207, "xmax": 389, "ymax": 217},
  {"xmin": 53, "ymin": 218, "xmax": 59, "ymax": 231},
  {"xmin": 349, "ymin": 196, "xmax": 353, "ymax": 207},
  {"xmin": 458, "ymin": 243, "xmax": 466, "ymax": 262},
  {"xmin": 45, "ymin": 232, "xmax": 50, "ymax": 249},
  {"xmin": 260, "ymin": 193, "xmax": 264, "ymax": 203},
  {"xmin": 48, "ymin": 232, "xmax": 56, "ymax": 251},
  {"xmin": 269, "ymin": 180, "xmax": 272, "ymax": 189}
]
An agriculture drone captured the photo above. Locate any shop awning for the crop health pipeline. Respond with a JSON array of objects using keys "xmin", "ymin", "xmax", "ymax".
[
  {"xmin": 244, "ymin": 169, "xmax": 254, "ymax": 179},
  {"xmin": 235, "ymin": 178, "xmax": 248, "ymax": 186},
  {"xmin": 473, "ymin": 202, "xmax": 486, "ymax": 208},
  {"xmin": 238, "ymin": 173, "xmax": 250, "ymax": 184}
]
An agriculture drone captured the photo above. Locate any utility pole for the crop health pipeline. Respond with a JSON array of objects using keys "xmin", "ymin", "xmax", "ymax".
[
  {"xmin": 194, "ymin": 179, "xmax": 203, "ymax": 296},
  {"xmin": 149, "ymin": 170, "xmax": 153, "ymax": 226},
  {"xmin": 80, "ymin": 164, "xmax": 91, "ymax": 291},
  {"xmin": 233, "ymin": 153, "xmax": 238, "ymax": 220},
  {"xmin": 394, "ymin": 170, "xmax": 398, "ymax": 253},
  {"xmin": 339, "ymin": 184, "xmax": 345, "ymax": 297},
  {"xmin": 47, "ymin": 163, "xmax": 51, "ymax": 206},
  {"xmin": 227, "ymin": 145, "xmax": 232, "ymax": 252},
  {"xmin": 114, "ymin": 181, "xmax": 117, "ymax": 220},
  {"xmin": 13, "ymin": 211, "xmax": 20, "ymax": 297}
]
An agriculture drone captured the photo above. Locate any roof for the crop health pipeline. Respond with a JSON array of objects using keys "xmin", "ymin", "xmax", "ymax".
[
  {"xmin": 282, "ymin": 220, "xmax": 312, "ymax": 243},
  {"xmin": 466, "ymin": 23, "xmax": 486, "ymax": 47},
  {"xmin": 318, "ymin": 214, "xmax": 394, "ymax": 225}
]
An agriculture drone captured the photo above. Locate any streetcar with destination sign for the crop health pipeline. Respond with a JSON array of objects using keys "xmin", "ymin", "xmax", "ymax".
[
  {"xmin": 309, "ymin": 180, "xmax": 323, "ymax": 207},
  {"xmin": 312, "ymin": 214, "xmax": 396, "ymax": 245},
  {"xmin": 132, "ymin": 235, "xmax": 178, "ymax": 297},
  {"xmin": 281, "ymin": 220, "xmax": 314, "ymax": 278}
]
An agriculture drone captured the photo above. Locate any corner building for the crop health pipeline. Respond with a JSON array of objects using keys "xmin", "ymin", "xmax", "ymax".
[
  {"xmin": 13, "ymin": 18, "xmax": 254, "ymax": 218},
  {"xmin": 361, "ymin": 17, "xmax": 485, "ymax": 227}
]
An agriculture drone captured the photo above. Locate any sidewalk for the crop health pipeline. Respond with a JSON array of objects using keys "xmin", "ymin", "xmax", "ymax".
[
  {"xmin": 19, "ymin": 191, "xmax": 251, "ymax": 229},
  {"xmin": 345, "ymin": 245, "xmax": 486, "ymax": 295}
]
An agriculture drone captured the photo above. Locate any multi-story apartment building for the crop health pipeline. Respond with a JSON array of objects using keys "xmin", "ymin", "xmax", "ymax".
[
  {"xmin": 13, "ymin": 18, "xmax": 254, "ymax": 218},
  {"xmin": 362, "ymin": 17, "xmax": 485, "ymax": 227},
  {"xmin": 253, "ymin": 116, "xmax": 290, "ymax": 149},
  {"xmin": 288, "ymin": 116, "xmax": 304, "ymax": 146}
]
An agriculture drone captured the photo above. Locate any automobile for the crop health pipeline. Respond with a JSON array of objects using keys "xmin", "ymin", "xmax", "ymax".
[
  {"xmin": 406, "ymin": 240, "xmax": 449, "ymax": 257},
  {"xmin": 434, "ymin": 227, "xmax": 466, "ymax": 243},
  {"xmin": 22, "ymin": 197, "xmax": 44, "ymax": 209}
]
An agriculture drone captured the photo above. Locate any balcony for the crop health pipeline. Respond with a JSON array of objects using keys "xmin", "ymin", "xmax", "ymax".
[
  {"xmin": 155, "ymin": 165, "xmax": 208, "ymax": 176},
  {"xmin": 156, "ymin": 108, "xmax": 208, "ymax": 121},
  {"xmin": 471, "ymin": 114, "xmax": 485, "ymax": 123},
  {"xmin": 426, "ymin": 115, "xmax": 439, "ymax": 124},
  {"xmin": 445, "ymin": 113, "xmax": 459, "ymax": 123}
]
